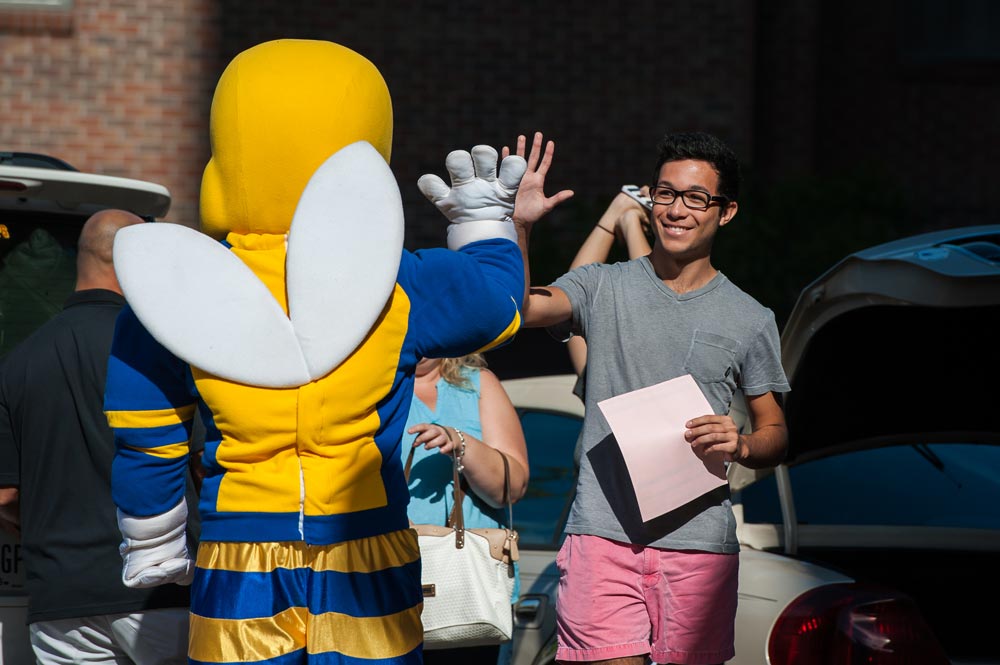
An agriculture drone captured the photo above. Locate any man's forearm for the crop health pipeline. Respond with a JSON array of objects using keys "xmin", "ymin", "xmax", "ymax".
[
  {"xmin": 514, "ymin": 220, "xmax": 574, "ymax": 329},
  {"xmin": 514, "ymin": 221, "xmax": 533, "ymax": 312},
  {"xmin": 0, "ymin": 488, "xmax": 20, "ymax": 536},
  {"xmin": 737, "ymin": 424, "xmax": 788, "ymax": 469}
]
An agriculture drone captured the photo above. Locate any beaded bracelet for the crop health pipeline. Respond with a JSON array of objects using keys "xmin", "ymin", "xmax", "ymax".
[{"xmin": 452, "ymin": 427, "xmax": 467, "ymax": 473}]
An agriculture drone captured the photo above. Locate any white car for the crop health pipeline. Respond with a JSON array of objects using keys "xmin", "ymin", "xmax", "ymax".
[
  {"xmin": 0, "ymin": 152, "xmax": 170, "ymax": 358},
  {"xmin": 0, "ymin": 152, "xmax": 170, "ymax": 664},
  {"xmin": 504, "ymin": 224, "xmax": 1000, "ymax": 665}
]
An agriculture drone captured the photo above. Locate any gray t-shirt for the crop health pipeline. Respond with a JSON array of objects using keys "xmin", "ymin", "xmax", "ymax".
[{"xmin": 552, "ymin": 257, "xmax": 790, "ymax": 552}]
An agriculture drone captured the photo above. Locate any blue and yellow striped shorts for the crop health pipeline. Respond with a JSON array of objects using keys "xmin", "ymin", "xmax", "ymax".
[{"xmin": 188, "ymin": 529, "xmax": 423, "ymax": 664}]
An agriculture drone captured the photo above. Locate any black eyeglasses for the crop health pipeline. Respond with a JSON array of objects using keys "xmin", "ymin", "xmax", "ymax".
[{"xmin": 649, "ymin": 186, "xmax": 728, "ymax": 211}]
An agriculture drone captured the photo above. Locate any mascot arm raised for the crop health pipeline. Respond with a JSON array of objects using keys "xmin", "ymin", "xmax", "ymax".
[{"xmin": 417, "ymin": 146, "xmax": 526, "ymax": 250}]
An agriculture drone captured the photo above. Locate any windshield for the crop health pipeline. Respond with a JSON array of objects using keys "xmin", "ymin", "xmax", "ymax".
[
  {"xmin": 0, "ymin": 210, "xmax": 82, "ymax": 357},
  {"xmin": 513, "ymin": 409, "xmax": 581, "ymax": 549},
  {"xmin": 738, "ymin": 442, "xmax": 1000, "ymax": 529}
]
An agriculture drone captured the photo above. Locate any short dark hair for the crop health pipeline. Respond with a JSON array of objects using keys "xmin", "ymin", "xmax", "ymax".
[{"xmin": 651, "ymin": 132, "xmax": 741, "ymax": 202}]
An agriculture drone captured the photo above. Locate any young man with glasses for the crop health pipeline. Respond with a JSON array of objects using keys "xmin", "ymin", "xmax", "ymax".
[{"xmin": 507, "ymin": 131, "xmax": 790, "ymax": 665}]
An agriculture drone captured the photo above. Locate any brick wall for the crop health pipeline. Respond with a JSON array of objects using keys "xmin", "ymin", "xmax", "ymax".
[
  {"xmin": 6, "ymin": 1, "xmax": 998, "ymax": 376},
  {"xmin": 215, "ymin": 1, "xmax": 757, "ymax": 256},
  {"xmin": 756, "ymin": 0, "xmax": 1000, "ymax": 230},
  {"xmin": 0, "ymin": 0, "xmax": 219, "ymax": 226},
  {"xmin": 7, "ymin": 2, "xmax": 997, "ymax": 238},
  {"xmin": 0, "ymin": 1, "xmax": 756, "ymax": 377},
  {"xmin": 811, "ymin": 1, "xmax": 1000, "ymax": 229},
  {"xmin": 2, "ymin": 1, "xmax": 757, "ymax": 244}
]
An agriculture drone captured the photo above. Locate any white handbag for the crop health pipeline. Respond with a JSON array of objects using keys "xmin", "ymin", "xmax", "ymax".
[{"xmin": 405, "ymin": 445, "xmax": 519, "ymax": 649}]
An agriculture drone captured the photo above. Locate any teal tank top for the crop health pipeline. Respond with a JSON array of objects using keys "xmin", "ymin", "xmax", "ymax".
[
  {"xmin": 402, "ymin": 367, "xmax": 509, "ymax": 529},
  {"xmin": 402, "ymin": 367, "xmax": 519, "ymax": 601}
]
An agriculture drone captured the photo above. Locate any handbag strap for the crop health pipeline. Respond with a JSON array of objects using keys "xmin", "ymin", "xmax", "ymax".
[
  {"xmin": 447, "ymin": 446, "xmax": 514, "ymax": 549},
  {"xmin": 404, "ymin": 442, "xmax": 417, "ymax": 482}
]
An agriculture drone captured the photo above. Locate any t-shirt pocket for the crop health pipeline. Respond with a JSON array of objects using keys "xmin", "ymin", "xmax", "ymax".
[{"xmin": 683, "ymin": 330, "xmax": 739, "ymax": 383}]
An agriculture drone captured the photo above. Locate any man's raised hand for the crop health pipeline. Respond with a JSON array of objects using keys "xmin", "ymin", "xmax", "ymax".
[{"xmin": 501, "ymin": 132, "xmax": 574, "ymax": 226}]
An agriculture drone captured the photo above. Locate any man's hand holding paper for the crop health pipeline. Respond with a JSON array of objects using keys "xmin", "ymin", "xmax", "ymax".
[
  {"xmin": 597, "ymin": 374, "xmax": 728, "ymax": 523},
  {"xmin": 685, "ymin": 412, "xmax": 746, "ymax": 464}
]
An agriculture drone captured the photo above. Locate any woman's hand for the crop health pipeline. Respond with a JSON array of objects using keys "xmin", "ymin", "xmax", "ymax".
[
  {"xmin": 616, "ymin": 207, "xmax": 652, "ymax": 249},
  {"xmin": 407, "ymin": 422, "xmax": 459, "ymax": 455},
  {"xmin": 606, "ymin": 188, "xmax": 648, "ymax": 222},
  {"xmin": 407, "ymin": 369, "xmax": 530, "ymax": 509}
]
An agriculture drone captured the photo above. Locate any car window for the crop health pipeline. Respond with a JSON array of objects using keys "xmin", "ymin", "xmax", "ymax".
[
  {"xmin": 514, "ymin": 409, "xmax": 581, "ymax": 549},
  {"xmin": 739, "ymin": 443, "xmax": 1000, "ymax": 528},
  {"xmin": 0, "ymin": 212, "xmax": 82, "ymax": 357},
  {"xmin": 733, "ymin": 473, "xmax": 781, "ymax": 523}
]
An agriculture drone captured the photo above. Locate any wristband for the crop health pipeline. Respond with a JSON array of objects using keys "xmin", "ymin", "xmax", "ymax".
[
  {"xmin": 452, "ymin": 427, "xmax": 467, "ymax": 473},
  {"xmin": 596, "ymin": 224, "xmax": 615, "ymax": 236}
]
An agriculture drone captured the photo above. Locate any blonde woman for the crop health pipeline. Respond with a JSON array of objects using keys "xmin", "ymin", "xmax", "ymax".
[{"xmin": 404, "ymin": 353, "xmax": 529, "ymax": 664}]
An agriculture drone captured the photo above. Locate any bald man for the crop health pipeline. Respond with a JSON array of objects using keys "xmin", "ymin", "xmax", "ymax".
[{"xmin": 0, "ymin": 210, "xmax": 194, "ymax": 665}]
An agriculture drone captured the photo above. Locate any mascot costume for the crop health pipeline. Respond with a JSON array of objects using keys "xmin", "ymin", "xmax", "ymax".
[{"xmin": 103, "ymin": 39, "xmax": 527, "ymax": 664}]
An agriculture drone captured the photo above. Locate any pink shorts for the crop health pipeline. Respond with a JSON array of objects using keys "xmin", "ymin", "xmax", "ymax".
[{"xmin": 555, "ymin": 534, "xmax": 737, "ymax": 665}]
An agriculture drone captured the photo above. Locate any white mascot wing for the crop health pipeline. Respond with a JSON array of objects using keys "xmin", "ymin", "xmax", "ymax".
[
  {"xmin": 113, "ymin": 223, "xmax": 312, "ymax": 387},
  {"xmin": 112, "ymin": 141, "xmax": 404, "ymax": 388},
  {"xmin": 286, "ymin": 141, "xmax": 403, "ymax": 380}
]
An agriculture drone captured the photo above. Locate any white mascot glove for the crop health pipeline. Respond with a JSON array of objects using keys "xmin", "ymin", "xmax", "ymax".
[
  {"xmin": 417, "ymin": 145, "xmax": 527, "ymax": 250},
  {"xmin": 117, "ymin": 500, "xmax": 194, "ymax": 588}
]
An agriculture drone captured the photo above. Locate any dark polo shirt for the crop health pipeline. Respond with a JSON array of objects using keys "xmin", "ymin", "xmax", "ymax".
[{"xmin": 0, "ymin": 289, "xmax": 197, "ymax": 623}]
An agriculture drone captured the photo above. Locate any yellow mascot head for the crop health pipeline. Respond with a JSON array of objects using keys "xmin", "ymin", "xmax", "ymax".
[{"xmin": 199, "ymin": 39, "xmax": 393, "ymax": 239}]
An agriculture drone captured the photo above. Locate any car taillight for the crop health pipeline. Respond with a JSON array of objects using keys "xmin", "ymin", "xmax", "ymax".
[
  {"xmin": 0, "ymin": 180, "xmax": 28, "ymax": 192},
  {"xmin": 768, "ymin": 583, "xmax": 949, "ymax": 665}
]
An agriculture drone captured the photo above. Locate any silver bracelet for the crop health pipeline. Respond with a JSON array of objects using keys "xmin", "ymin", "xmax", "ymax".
[{"xmin": 452, "ymin": 427, "xmax": 467, "ymax": 473}]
